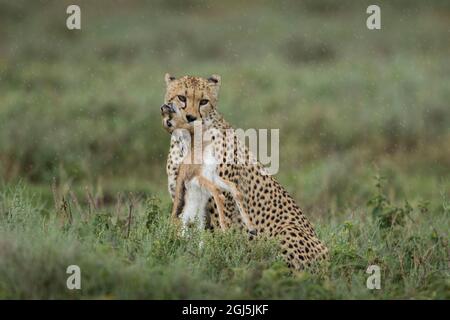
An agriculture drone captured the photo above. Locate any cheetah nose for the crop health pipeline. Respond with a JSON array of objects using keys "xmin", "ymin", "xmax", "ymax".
[{"xmin": 186, "ymin": 114, "xmax": 197, "ymax": 122}]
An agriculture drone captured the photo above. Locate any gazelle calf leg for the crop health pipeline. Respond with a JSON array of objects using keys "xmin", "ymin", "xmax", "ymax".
[
  {"xmin": 197, "ymin": 175, "xmax": 228, "ymax": 231},
  {"xmin": 217, "ymin": 178, "xmax": 257, "ymax": 235},
  {"xmin": 171, "ymin": 175, "xmax": 186, "ymax": 221}
]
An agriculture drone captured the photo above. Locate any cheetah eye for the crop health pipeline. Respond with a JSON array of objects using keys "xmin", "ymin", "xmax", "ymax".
[
  {"xmin": 177, "ymin": 95, "xmax": 186, "ymax": 103},
  {"xmin": 199, "ymin": 99, "xmax": 209, "ymax": 106}
]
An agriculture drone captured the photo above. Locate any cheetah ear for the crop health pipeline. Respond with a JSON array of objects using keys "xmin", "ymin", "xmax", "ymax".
[
  {"xmin": 207, "ymin": 74, "xmax": 221, "ymax": 86},
  {"xmin": 165, "ymin": 73, "xmax": 176, "ymax": 86}
]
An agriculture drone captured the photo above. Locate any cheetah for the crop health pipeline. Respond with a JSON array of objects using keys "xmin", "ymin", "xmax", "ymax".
[
  {"xmin": 161, "ymin": 73, "xmax": 328, "ymax": 270},
  {"xmin": 160, "ymin": 102, "xmax": 256, "ymax": 235}
]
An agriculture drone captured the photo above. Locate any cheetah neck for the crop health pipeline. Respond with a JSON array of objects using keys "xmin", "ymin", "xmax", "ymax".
[{"xmin": 202, "ymin": 109, "xmax": 231, "ymax": 130}]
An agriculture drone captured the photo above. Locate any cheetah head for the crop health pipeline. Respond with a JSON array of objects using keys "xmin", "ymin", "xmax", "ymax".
[{"xmin": 161, "ymin": 73, "xmax": 221, "ymax": 132}]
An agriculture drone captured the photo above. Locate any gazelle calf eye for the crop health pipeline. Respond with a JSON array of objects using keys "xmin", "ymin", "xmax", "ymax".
[
  {"xmin": 199, "ymin": 99, "xmax": 209, "ymax": 106},
  {"xmin": 177, "ymin": 95, "xmax": 186, "ymax": 103}
]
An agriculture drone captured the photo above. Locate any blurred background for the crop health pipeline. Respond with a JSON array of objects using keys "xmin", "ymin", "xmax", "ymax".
[{"xmin": 0, "ymin": 0, "xmax": 449, "ymax": 217}]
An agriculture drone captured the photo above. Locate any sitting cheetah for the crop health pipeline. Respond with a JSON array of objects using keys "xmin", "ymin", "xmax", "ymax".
[
  {"xmin": 161, "ymin": 73, "xmax": 328, "ymax": 270},
  {"xmin": 160, "ymin": 102, "xmax": 256, "ymax": 234}
]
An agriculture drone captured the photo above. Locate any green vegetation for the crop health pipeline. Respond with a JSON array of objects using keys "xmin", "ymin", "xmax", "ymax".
[
  {"xmin": 0, "ymin": 180, "xmax": 448, "ymax": 299},
  {"xmin": 0, "ymin": 0, "xmax": 448, "ymax": 299}
]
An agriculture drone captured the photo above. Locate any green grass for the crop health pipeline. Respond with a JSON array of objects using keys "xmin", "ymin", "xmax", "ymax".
[
  {"xmin": 0, "ymin": 0, "xmax": 449, "ymax": 299},
  {"xmin": 0, "ymin": 180, "xmax": 448, "ymax": 299}
]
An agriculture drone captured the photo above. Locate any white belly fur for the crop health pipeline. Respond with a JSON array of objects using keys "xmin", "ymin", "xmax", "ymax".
[
  {"xmin": 181, "ymin": 144, "xmax": 219, "ymax": 230},
  {"xmin": 201, "ymin": 143, "xmax": 218, "ymax": 182},
  {"xmin": 181, "ymin": 177, "xmax": 209, "ymax": 229}
]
